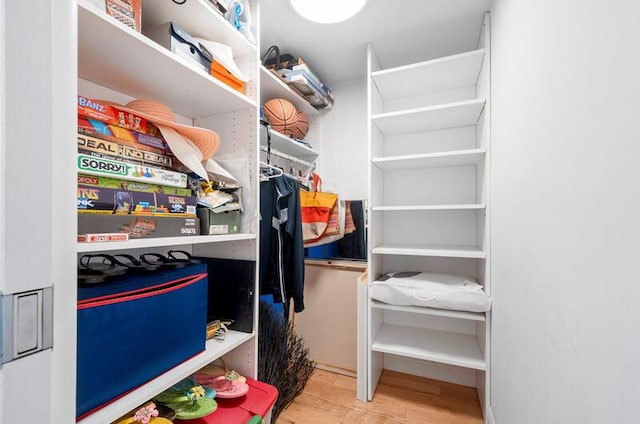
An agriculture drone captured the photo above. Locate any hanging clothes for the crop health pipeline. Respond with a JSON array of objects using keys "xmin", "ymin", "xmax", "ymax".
[
  {"xmin": 259, "ymin": 174, "xmax": 305, "ymax": 314},
  {"xmin": 337, "ymin": 200, "xmax": 367, "ymax": 260}
]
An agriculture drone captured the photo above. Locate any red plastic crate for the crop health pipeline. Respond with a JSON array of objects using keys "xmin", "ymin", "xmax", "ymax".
[{"xmin": 175, "ymin": 377, "xmax": 278, "ymax": 424}]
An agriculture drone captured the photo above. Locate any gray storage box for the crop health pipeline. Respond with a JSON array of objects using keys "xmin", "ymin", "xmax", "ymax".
[{"xmin": 197, "ymin": 208, "xmax": 241, "ymax": 235}]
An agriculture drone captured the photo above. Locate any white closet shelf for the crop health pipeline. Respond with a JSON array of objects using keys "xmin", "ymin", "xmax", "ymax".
[
  {"xmin": 371, "ymin": 301, "xmax": 486, "ymax": 321},
  {"xmin": 77, "ymin": 233, "xmax": 256, "ymax": 253},
  {"xmin": 372, "ymin": 148, "xmax": 485, "ymax": 171},
  {"xmin": 372, "ymin": 243, "xmax": 486, "ymax": 259},
  {"xmin": 372, "ymin": 98, "xmax": 485, "ymax": 135},
  {"xmin": 78, "ymin": 331, "xmax": 255, "ymax": 424},
  {"xmin": 371, "ymin": 324, "xmax": 486, "ymax": 371},
  {"xmin": 78, "ymin": 2, "xmax": 256, "ymax": 119},
  {"xmin": 260, "ymin": 66, "xmax": 319, "ymax": 116},
  {"xmin": 372, "ymin": 204, "xmax": 485, "ymax": 211},
  {"xmin": 141, "ymin": 0, "xmax": 256, "ymax": 57},
  {"xmin": 263, "ymin": 127, "xmax": 319, "ymax": 160},
  {"xmin": 372, "ymin": 49, "xmax": 485, "ymax": 100}
]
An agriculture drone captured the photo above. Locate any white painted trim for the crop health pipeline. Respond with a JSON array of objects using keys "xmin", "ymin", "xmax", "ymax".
[{"xmin": 486, "ymin": 405, "xmax": 496, "ymax": 424}]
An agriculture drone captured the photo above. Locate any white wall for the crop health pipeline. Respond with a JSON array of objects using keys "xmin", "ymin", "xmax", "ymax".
[
  {"xmin": 490, "ymin": 1, "xmax": 640, "ymax": 423},
  {"xmin": 316, "ymin": 77, "xmax": 368, "ymax": 199}
]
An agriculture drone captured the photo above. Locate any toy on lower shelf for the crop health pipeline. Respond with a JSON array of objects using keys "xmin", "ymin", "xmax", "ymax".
[{"xmin": 173, "ymin": 377, "xmax": 278, "ymax": 424}]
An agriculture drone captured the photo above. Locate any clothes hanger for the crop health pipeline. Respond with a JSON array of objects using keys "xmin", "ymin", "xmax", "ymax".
[{"xmin": 259, "ymin": 160, "xmax": 283, "ymax": 180}]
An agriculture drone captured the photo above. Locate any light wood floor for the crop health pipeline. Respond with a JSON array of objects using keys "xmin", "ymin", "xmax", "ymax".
[{"xmin": 277, "ymin": 369, "xmax": 484, "ymax": 423}]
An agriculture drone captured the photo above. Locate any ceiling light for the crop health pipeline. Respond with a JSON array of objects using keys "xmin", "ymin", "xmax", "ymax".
[{"xmin": 289, "ymin": 0, "xmax": 367, "ymax": 24}]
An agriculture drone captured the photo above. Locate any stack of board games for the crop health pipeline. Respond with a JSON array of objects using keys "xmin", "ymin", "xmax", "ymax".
[{"xmin": 76, "ymin": 96, "xmax": 200, "ymax": 241}]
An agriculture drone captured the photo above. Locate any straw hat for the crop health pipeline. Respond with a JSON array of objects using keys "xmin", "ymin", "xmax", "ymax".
[{"xmin": 114, "ymin": 99, "xmax": 220, "ymax": 160}]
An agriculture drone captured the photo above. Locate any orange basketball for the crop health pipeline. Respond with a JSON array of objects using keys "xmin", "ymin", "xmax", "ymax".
[
  {"xmin": 291, "ymin": 110, "xmax": 309, "ymax": 140},
  {"xmin": 263, "ymin": 98, "xmax": 299, "ymax": 137}
]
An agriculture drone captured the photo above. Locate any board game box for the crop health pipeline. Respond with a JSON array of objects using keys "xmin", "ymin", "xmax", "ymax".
[
  {"xmin": 77, "ymin": 174, "xmax": 192, "ymax": 196},
  {"xmin": 78, "ymin": 214, "xmax": 200, "ymax": 239},
  {"xmin": 77, "ymin": 133, "xmax": 173, "ymax": 168},
  {"xmin": 77, "ymin": 153, "xmax": 188, "ymax": 188},
  {"xmin": 77, "ymin": 185, "xmax": 196, "ymax": 216}
]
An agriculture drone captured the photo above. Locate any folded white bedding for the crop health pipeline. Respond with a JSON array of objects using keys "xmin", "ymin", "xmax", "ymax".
[{"xmin": 369, "ymin": 271, "xmax": 491, "ymax": 312}]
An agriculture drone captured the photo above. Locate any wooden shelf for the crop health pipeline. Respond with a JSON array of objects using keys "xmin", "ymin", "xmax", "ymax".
[
  {"xmin": 371, "ymin": 99, "xmax": 485, "ymax": 135},
  {"xmin": 78, "ymin": 331, "xmax": 255, "ymax": 424},
  {"xmin": 141, "ymin": 0, "xmax": 256, "ymax": 57},
  {"xmin": 371, "ymin": 324, "xmax": 486, "ymax": 370},
  {"xmin": 372, "ymin": 49, "xmax": 485, "ymax": 100},
  {"xmin": 371, "ymin": 301, "xmax": 486, "ymax": 321},
  {"xmin": 372, "ymin": 204, "xmax": 485, "ymax": 211},
  {"xmin": 264, "ymin": 127, "xmax": 319, "ymax": 160},
  {"xmin": 78, "ymin": 1, "xmax": 256, "ymax": 119},
  {"xmin": 372, "ymin": 243, "xmax": 486, "ymax": 259},
  {"xmin": 259, "ymin": 66, "xmax": 319, "ymax": 116},
  {"xmin": 77, "ymin": 233, "xmax": 256, "ymax": 253},
  {"xmin": 372, "ymin": 148, "xmax": 485, "ymax": 171}
]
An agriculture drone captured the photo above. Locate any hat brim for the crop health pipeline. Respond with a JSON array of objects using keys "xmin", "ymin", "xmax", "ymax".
[{"xmin": 105, "ymin": 101, "xmax": 221, "ymax": 160}]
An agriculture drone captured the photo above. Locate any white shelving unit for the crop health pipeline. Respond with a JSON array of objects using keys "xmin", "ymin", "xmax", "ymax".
[
  {"xmin": 371, "ymin": 301, "xmax": 486, "ymax": 321},
  {"xmin": 371, "ymin": 98, "xmax": 486, "ymax": 135},
  {"xmin": 141, "ymin": 0, "xmax": 255, "ymax": 57},
  {"xmin": 267, "ymin": 128, "xmax": 319, "ymax": 161},
  {"xmin": 259, "ymin": 65, "xmax": 319, "ymax": 116},
  {"xmin": 371, "ymin": 243, "xmax": 486, "ymax": 258},
  {"xmin": 372, "ymin": 148, "xmax": 486, "ymax": 170},
  {"xmin": 365, "ymin": 13, "xmax": 492, "ymax": 419},
  {"xmin": 258, "ymin": 64, "xmax": 321, "ymax": 174},
  {"xmin": 78, "ymin": 2, "xmax": 256, "ymax": 118},
  {"xmin": 371, "ymin": 49, "xmax": 486, "ymax": 100},
  {"xmin": 75, "ymin": 1, "xmax": 261, "ymax": 421},
  {"xmin": 372, "ymin": 204, "xmax": 485, "ymax": 211},
  {"xmin": 77, "ymin": 233, "xmax": 257, "ymax": 253},
  {"xmin": 371, "ymin": 324, "xmax": 486, "ymax": 370}
]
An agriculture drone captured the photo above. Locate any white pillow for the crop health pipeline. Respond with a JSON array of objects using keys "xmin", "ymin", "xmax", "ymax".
[{"xmin": 369, "ymin": 272, "xmax": 491, "ymax": 312}]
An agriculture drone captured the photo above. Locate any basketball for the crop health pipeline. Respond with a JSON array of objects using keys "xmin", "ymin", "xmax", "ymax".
[
  {"xmin": 291, "ymin": 110, "xmax": 309, "ymax": 139},
  {"xmin": 263, "ymin": 98, "xmax": 299, "ymax": 137}
]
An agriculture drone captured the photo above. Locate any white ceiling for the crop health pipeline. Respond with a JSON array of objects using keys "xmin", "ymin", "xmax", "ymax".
[{"xmin": 260, "ymin": 0, "xmax": 491, "ymax": 88}]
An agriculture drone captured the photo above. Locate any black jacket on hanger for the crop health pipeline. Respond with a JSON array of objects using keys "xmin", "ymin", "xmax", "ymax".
[{"xmin": 259, "ymin": 175, "xmax": 305, "ymax": 313}]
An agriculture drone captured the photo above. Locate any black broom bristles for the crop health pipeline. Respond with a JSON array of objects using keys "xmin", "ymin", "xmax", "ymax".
[{"xmin": 258, "ymin": 301, "xmax": 316, "ymax": 421}]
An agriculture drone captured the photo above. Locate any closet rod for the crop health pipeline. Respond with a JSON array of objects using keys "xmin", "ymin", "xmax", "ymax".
[{"xmin": 259, "ymin": 145, "xmax": 314, "ymax": 167}]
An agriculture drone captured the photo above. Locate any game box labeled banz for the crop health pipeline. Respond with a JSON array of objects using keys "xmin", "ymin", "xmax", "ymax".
[{"xmin": 77, "ymin": 184, "xmax": 196, "ymax": 216}]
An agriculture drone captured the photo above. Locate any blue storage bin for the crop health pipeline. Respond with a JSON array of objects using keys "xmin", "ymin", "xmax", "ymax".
[
  {"xmin": 76, "ymin": 263, "xmax": 208, "ymax": 419},
  {"xmin": 305, "ymin": 241, "xmax": 339, "ymax": 259}
]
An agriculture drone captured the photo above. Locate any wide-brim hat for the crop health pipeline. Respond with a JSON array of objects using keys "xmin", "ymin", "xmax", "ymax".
[{"xmin": 106, "ymin": 99, "xmax": 220, "ymax": 160}]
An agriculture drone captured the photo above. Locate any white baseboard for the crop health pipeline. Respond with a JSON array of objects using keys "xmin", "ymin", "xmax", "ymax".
[
  {"xmin": 486, "ymin": 405, "xmax": 496, "ymax": 424},
  {"xmin": 314, "ymin": 363, "xmax": 356, "ymax": 378}
]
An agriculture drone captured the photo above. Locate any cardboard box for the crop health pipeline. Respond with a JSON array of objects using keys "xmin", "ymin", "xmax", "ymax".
[
  {"xmin": 78, "ymin": 214, "xmax": 200, "ymax": 238},
  {"xmin": 77, "ymin": 185, "xmax": 196, "ymax": 216},
  {"xmin": 77, "ymin": 133, "xmax": 173, "ymax": 168},
  {"xmin": 78, "ymin": 174, "xmax": 192, "ymax": 196},
  {"xmin": 197, "ymin": 208, "xmax": 240, "ymax": 235},
  {"xmin": 77, "ymin": 153, "xmax": 188, "ymax": 188},
  {"xmin": 83, "ymin": 0, "xmax": 141, "ymax": 33},
  {"xmin": 106, "ymin": 0, "xmax": 141, "ymax": 32}
]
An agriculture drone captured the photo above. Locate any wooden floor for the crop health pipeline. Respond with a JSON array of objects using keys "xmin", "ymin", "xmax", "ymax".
[{"xmin": 277, "ymin": 369, "xmax": 484, "ymax": 423}]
